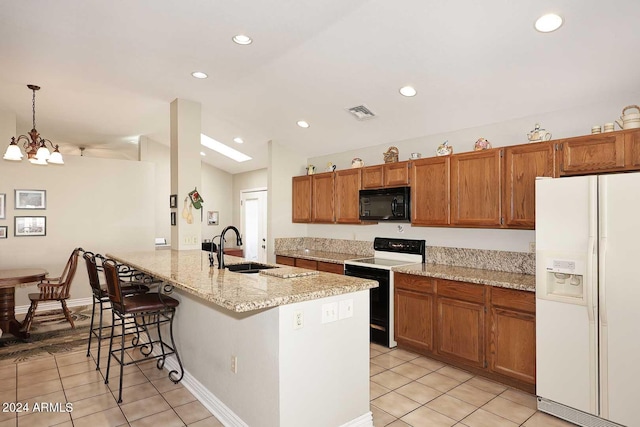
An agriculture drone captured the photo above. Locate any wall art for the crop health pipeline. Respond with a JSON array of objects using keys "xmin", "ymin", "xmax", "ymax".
[
  {"xmin": 15, "ymin": 189, "xmax": 46, "ymax": 209},
  {"xmin": 14, "ymin": 216, "xmax": 46, "ymax": 237}
]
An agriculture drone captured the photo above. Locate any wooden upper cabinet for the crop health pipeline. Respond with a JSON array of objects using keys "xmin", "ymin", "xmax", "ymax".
[
  {"xmin": 411, "ymin": 157, "xmax": 450, "ymax": 226},
  {"xmin": 311, "ymin": 172, "xmax": 335, "ymax": 223},
  {"xmin": 384, "ymin": 161, "xmax": 410, "ymax": 187},
  {"xmin": 503, "ymin": 142, "xmax": 555, "ymax": 229},
  {"xmin": 362, "ymin": 162, "xmax": 410, "ymax": 189},
  {"xmin": 292, "ymin": 175, "xmax": 312, "ymax": 223},
  {"xmin": 450, "ymin": 149, "xmax": 502, "ymax": 227},
  {"xmin": 558, "ymin": 133, "xmax": 625, "ymax": 175},
  {"xmin": 361, "ymin": 165, "xmax": 384, "ymax": 189},
  {"xmin": 334, "ymin": 169, "xmax": 361, "ymax": 224},
  {"xmin": 625, "ymin": 130, "xmax": 640, "ymax": 170}
]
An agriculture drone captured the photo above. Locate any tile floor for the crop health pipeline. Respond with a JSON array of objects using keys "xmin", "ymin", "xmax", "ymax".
[
  {"xmin": 369, "ymin": 343, "xmax": 577, "ymax": 427},
  {"xmin": 0, "ymin": 339, "xmax": 224, "ymax": 427},
  {"xmin": 0, "ymin": 337, "xmax": 578, "ymax": 427}
]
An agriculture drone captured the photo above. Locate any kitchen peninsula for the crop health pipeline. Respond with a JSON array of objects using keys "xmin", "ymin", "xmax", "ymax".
[{"xmin": 106, "ymin": 249, "xmax": 378, "ymax": 427}]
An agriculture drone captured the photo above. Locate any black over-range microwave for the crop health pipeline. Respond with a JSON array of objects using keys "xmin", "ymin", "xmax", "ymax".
[{"xmin": 359, "ymin": 186, "xmax": 410, "ymax": 221}]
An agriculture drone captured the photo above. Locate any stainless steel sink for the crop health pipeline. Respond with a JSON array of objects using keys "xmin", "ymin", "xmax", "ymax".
[{"xmin": 226, "ymin": 262, "xmax": 280, "ymax": 274}]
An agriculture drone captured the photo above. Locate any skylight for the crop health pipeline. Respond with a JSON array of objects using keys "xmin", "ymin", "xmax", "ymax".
[{"xmin": 200, "ymin": 134, "xmax": 252, "ymax": 162}]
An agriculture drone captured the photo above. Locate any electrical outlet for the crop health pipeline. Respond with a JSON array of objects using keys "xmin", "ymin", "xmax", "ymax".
[
  {"xmin": 529, "ymin": 242, "xmax": 536, "ymax": 253},
  {"xmin": 231, "ymin": 355, "xmax": 238, "ymax": 374},
  {"xmin": 339, "ymin": 299, "xmax": 353, "ymax": 319},
  {"xmin": 321, "ymin": 302, "xmax": 338, "ymax": 324},
  {"xmin": 293, "ymin": 310, "xmax": 304, "ymax": 329}
]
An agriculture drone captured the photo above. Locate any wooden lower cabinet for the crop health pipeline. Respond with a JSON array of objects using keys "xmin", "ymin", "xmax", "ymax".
[
  {"xmin": 317, "ymin": 261, "xmax": 344, "ymax": 275},
  {"xmin": 488, "ymin": 287, "xmax": 536, "ymax": 385},
  {"xmin": 274, "ymin": 256, "xmax": 344, "ymax": 275},
  {"xmin": 294, "ymin": 258, "xmax": 318, "ymax": 270},
  {"xmin": 395, "ymin": 273, "xmax": 434, "ymax": 353},
  {"xmin": 394, "ymin": 273, "xmax": 536, "ymax": 392},
  {"xmin": 436, "ymin": 280, "xmax": 485, "ymax": 368},
  {"xmin": 275, "ymin": 255, "xmax": 295, "ymax": 266}
]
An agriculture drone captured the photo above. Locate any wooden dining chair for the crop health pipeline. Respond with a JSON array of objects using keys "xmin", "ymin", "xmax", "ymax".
[{"xmin": 21, "ymin": 247, "xmax": 82, "ymax": 335}]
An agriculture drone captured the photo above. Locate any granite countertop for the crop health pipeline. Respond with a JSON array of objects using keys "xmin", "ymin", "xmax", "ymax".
[
  {"xmin": 106, "ymin": 250, "xmax": 378, "ymax": 313},
  {"xmin": 393, "ymin": 263, "xmax": 535, "ymax": 292},
  {"xmin": 276, "ymin": 249, "xmax": 368, "ymax": 264},
  {"xmin": 275, "ymin": 249, "xmax": 535, "ymax": 291}
]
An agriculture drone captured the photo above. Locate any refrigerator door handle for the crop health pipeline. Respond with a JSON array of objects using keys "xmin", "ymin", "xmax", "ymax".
[
  {"xmin": 586, "ymin": 236, "xmax": 596, "ymax": 322},
  {"xmin": 599, "ymin": 176, "xmax": 609, "ymax": 326},
  {"xmin": 600, "ymin": 236, "xmax": 608, "ymax": 326}
]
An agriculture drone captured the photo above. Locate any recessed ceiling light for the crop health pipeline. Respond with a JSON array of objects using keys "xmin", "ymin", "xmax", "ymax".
[
  {"xmin": 201, "ymin": 134, "xmax": 252, "ymax": 162},
  {"xmin": 535, "ymin": 13, "xmax": 563, "ymax": 33},
  {"xmin": 191, "ymin": 71, "xmax": 208, "ymax": 79},
  {"xmin": 399, "ymin": 86, "xmax": 417, "ymax": 97},
  {"xmin": 200, "ymin": 152, "xmax": 206, "ymax": 156},
  {"xmin": 297, "ymin": 120, "xmax": 310, "ymax": 128},
  {"xmin": 233, "ymin": 137, "xmax": 244, "ymax": 144},
  {"xmin": 232, "ymin": 34, "xmax": 252, "ymax": 45}
]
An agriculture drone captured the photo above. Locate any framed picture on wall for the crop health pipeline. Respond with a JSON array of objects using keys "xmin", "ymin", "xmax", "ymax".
[
  {"xmin": 0, "ymin": 226, "xmax": 7, "ymax": 239},
  {"xmin": 207, "ymin": 211, "xmax": 219, "ymax": 225},
  {"xmin": 15, "ymin": 189, "xmax": 46, "ymax": 209},
  {"xmin": 0, "ymin": 193, "xmax": 5, "ymax": 219},
  {"xmin": 169, "ymin": 194, "xmax": 177, "ymax": 208},
  {"xmin": 171, "ymin": 211, "xmax": 176, "ymax": 226},
  {"xmin": 14, "ymin": 216, "xmax": 46, "ymax": 237}
]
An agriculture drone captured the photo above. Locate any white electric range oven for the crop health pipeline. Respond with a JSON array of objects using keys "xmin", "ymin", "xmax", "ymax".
[{"xmin": 344, "ymin": 237, "xmax": 425, "ymax": 348}]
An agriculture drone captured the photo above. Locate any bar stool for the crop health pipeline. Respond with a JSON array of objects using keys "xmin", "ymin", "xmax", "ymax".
[
  {"xmin": 82, "ymin": 251, "xmax": 151, "ymax": 371},
  {"xmin": 102, "ymin": 258, "xmax": 184, "ymax": 403}
]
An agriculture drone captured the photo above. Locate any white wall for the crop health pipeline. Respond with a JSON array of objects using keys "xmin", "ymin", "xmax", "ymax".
[
  {"xmin": 267, "ymin": 141, "xmax": 309, "ymax": 263},
  {"xmin": 139, "ymin": 136, "xmax": 171, "ymax": 242},
  {"xmin": 232, "ymin": 168, "xmax": 268, "ymax": 229},
  {"xmin": 0, "ymin": 156, "xmax": 156, "ymax": 305},
  {"xmin": 305, "ymin": 96, "xmax": 639, "ymax": 253},
  {"xmin": 138, "ymin": 138, "xmax": 235, "ymax": 246},
  {"xmin": 201, "ymin": 163, "xmax": 233, "ymax": 241},
  {"xmin": 0, "ymin": 109, "xmax": 16, "ymax": 143}
]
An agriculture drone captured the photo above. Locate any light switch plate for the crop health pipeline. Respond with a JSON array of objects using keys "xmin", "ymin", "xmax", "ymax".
[{"xmin": 339, "ymin": 299, "xmax": 353, "ymax": 319}]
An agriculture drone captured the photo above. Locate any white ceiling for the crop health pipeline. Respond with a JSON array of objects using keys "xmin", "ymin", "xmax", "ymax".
[{"xmin": 1, "ymin": 0, "xmax": 640, "ymax": 174}]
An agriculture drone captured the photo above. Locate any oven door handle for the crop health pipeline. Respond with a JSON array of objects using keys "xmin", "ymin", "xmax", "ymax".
[{"xmin": 346, "ymin": 272, "xmax": 384, "ymax": 281}]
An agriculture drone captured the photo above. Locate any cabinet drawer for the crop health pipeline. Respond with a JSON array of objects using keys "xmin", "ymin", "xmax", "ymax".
[
  {"xmin": 436, "ymin": 280, "xmax": 484, "ymax": 304},
  {"xmin": 317, "ymin": 261, "xmax": 344, "ymax": 275},
  {"xmin": 295, "ymin": 258, "xmax": 318, "ymax": 270},
  {"xmin": 491, "ymin": 287, "xmax": 535, "ymax": 313},
  {"xmin": 275, "ymin": 256, "xmax": 296, "ymax": 266},
  {"xmin": 395, "ymin": 273, "xmax": 433, "ymax": 293}
]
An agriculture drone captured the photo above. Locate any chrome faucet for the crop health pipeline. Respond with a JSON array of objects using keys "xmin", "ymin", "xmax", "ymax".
[{"xmin": 216, "ymin": 226, "xmax": 242, "ymax": 269}]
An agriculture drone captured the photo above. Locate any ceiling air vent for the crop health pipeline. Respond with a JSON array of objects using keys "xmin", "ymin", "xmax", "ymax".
[{"xmin": 346, "ymin": 105, "xmax": 376, "ymax": 121}]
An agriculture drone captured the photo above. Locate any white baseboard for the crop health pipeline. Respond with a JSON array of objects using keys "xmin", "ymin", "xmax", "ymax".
[
  {"xmin": 339, "ymin": 412, "xmax": 374, "ymax": 427},
  {"xmin": 14, "ymin": 297, "xmax": 93, "ymax": 315},
  {"xmin": 161, "ymin": 356, "xmax": 248, "ymax": 427}
]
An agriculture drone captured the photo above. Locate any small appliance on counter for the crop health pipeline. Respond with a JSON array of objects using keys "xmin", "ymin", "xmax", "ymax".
[{"xmin": 345, "ymin": 237, "xmax": 426, "ymax": 347}]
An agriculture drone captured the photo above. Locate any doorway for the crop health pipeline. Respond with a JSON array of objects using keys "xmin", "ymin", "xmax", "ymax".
[{"xmin": 241, "ymin": 189, "xmax": 268, "ymax": 262}]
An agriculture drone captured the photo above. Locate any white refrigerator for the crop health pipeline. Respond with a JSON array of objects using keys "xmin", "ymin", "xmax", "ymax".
[{"xmin": 535, "ymin": 173, "xmax": 640, "ymax": 427}]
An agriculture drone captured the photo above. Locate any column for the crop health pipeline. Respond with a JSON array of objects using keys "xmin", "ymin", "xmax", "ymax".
[{"xmin": 170, "ymin": 99, "xmax": 202, "ymax": 250}]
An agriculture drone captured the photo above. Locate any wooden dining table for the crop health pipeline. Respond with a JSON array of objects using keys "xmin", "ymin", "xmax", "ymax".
[{"xmin": 0, "ymin": 268, "xmax": 47, "ymax": 339}]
